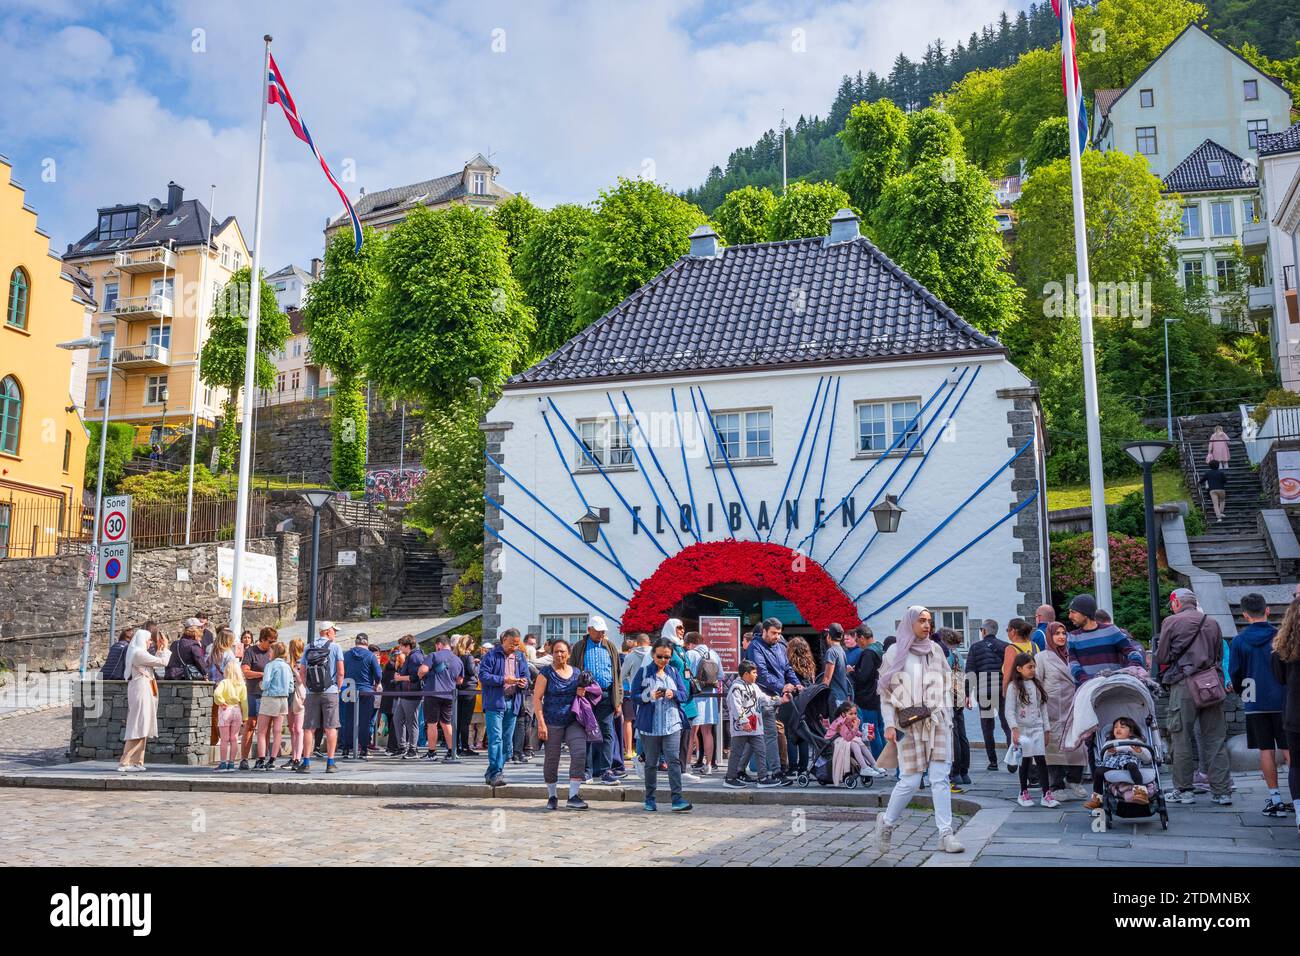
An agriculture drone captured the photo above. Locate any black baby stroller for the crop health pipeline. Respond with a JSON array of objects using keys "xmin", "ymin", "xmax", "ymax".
[
  {"xmin": 1069, "ymin": 672, "xmax": 1169, "ymax": 830},
  {"xmin": 786, "ymin": 683, "xmax": 874, "ymax": 789}
]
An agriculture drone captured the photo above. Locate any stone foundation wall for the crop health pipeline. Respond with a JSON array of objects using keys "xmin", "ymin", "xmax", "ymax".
[
  {"xmin": 1260, "ymin": 439, "xmax": 1300, "ymax": 511},
  {"xmin": 0, "ymin": 533, "xmax": 298, "ymax": 673},
  {"xmin": 70, "ymin": 680, "xmax": 214, "ymax": 765},
  {"xmin": 252, "ymin": 396, "xmax": 425, "ymax": 481},
  {"xmin": 999, "ymin": 387, "xmax": 1046, "ymax": 618}
]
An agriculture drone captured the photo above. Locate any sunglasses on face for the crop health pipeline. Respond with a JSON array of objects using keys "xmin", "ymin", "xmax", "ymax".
[{"xmin": 654, "ymin": 654, "xmax": 672, "ymax": 661}]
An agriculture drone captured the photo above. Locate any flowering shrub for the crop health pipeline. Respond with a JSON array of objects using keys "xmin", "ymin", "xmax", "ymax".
[
  {"xmin": 1050, "ymin": 532, "xmax": 1152, "ymax": 595},
  {"xmin": 621, "ymin": 540, "xmax": 860, "ymax": 635}
]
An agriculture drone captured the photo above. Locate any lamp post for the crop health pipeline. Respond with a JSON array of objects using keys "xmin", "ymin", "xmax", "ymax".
[
  {"xmin": 159, "ymin": 385, "xmax": 169, "ymax": 455},
  {"xmin": 870, "ymin": 494, "xmax": 905, "ymax": 534},
  {"xmin": 1164, "ymin": 317, "xmax": 1176, "ymax": 441},
  {"xmin": 59, "ymin": 331, "xmax": 115, "ymax": 675},
  {"xmin": 1124, "ymin": 440, "xmax": 1173, "ymax": 654},
  {"xmin": 301, "ymin": 489, "xmax": 334, "ymax": 645}
]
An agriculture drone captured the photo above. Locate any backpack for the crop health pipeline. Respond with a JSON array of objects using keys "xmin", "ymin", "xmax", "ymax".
[
  {"xmin": 694, "ymin": 648, "xmax": 721, "ymax": 690},
  {"xmin": 304, "ymin": 641, "xmax": 334, "ymax": 693}
]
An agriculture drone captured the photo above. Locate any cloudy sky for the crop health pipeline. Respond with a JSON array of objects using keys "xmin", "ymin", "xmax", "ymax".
[{"xmin": 1, "ymin": 0, "xmax": 1021, "ymax": 268}]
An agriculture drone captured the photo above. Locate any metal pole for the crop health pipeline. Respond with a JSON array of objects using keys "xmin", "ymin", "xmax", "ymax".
[
  {"xmin": 186, "ymin": 185, "xmax": 217, "ymax": 545},
  {"xmin": 398, "ymin": 402, "xmax": 406, "ymax": 474},
  {"xmin": 229, "ymin": 35, "xmax": 272, "ymax": 637},
  {"xmin": 109, "ymin": 585, "xmax": 119, "ymax": 648},
  {"xmin": 445, "ymin": 687, "xmax": 461, "ymax": 763},
  {"xmin": 364, "ymin": 380, "xmax": 371, "ymax": 469},
  {"xmin": 307, "ymin": 504, "xmax": 321, "ymax": 647},
  {"xmin": 79, "ymin": 330, "xmax": 115, "ymax": 675},
  {"xmin": 1062, "ymin": 0, "xmax": 1111, "ymax": 612},
  {"xmin": 780, "ymin": 110, "xmax": 787, "ymax": 195},
  {"xmin": 1142, "ymin": 462, "xmax": 1161, "ymax": 656},
  {"xmin": 1164, "ymin": 319, "xmax": 1174, "ymax": 442}
]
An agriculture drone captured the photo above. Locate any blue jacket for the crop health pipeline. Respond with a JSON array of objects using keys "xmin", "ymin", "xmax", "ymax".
[
  {"xmin": 261, "ymin": 658, "xmax": 293, "ymax": 698},
  {"xmin": 344, "ymin": 646, "xmax": 383, "ymax": 690},
  {"xmin": 745, "ymin": 635, "xmax": 800, "ymax": 698},
  {"xmin": 479, "ymin": 645, "xmax": 529, "ymax": 714},
  {"xmin": 630, "ymin": 663, "xmax": 688, "ymax": 735},
  {"xmin": 1230, "ymin": 622, "xmax": 1283, "ymax": 713}
]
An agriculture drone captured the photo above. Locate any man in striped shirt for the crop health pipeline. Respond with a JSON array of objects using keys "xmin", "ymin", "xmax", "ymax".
[{"xmin": 1065, "ymin": 593, "xmax": 1146, "ymax": 686}]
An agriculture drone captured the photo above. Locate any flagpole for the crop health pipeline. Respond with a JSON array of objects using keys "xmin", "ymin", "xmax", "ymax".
[
  {"xmin": 1062, "ymin": 1, "xmax": 1112, "ymax": 611},
  {"xmin": 229, "ymin": 35, "xmax": 272, "ymax": 636},
  {"xmin": 186, "ymin": 184, "xmax": 216, "ymax": 545}
]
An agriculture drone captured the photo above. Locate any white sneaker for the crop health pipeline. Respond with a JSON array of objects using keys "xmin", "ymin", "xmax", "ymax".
[
  {"xmin": 938, "ymin": 829, "xmax": 965, "ymax": 853},
  {"xmin": 1069, "ymin": 783, "xmax": 1090, "ymax": 800},
  {"xmin": 1017, "ymin": 790, "xmax": 1035, "ymax": 807},
  {"xmin": 874, "ymin": 813, "xmax": 895, "ymax": 850},
  {"xmin": 116, "ymin": 765, "xmax": 133, "ymax": 773},
  {"xmin": 1041, "ymin": 791, "xmax": 1061, "ymax": 809},
  {"xmin": 681, "ymin": 772, "xmax": 702, "ymax": 783},
  {"xmin": 699, "ymin": 764, "xmax": 712, "ymax": 776}
]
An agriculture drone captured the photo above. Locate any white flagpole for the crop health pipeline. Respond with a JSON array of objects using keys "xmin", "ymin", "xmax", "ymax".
[
  {"xmin": 185, "ymin": 184, "xmax": 216, "ymax": 545},
  {"xmin": 1062, "ymin": 1, "xmax": 1112, "ymax": 611},
  {"xmin": 229, "ymin": 35, "xmax": 272, "ymax": 635}
]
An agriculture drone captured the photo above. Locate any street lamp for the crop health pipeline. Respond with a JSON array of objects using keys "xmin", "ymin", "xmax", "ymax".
[
  {"xmin": 870, "ymin": 494, "xmax": 905, "ymax": 534},
  {"xmin": 575, "ymin": 507, "xmax": 609, "ymax": 544},
  {"xmin": 1124, "ymin": 440, "xmax": 1173, "ymax": 654},
  {"xmin": 1164, "ymin": 317, "xmax": 1177, "ymax": 441},
  {"xmin": 159, "ymin": 385, "xmax": 169, "ymax": 456},
  {"xmin": 300, "ymin": 489, "xmax": 334, "ymax": 645},
  {"xmin": 58, "ymin": 330, "xmax": 115, "ymax": 675}
]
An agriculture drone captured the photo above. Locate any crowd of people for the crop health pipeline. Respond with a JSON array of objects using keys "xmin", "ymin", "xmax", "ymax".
[{"xmin": 101, "ymin": 584, "xmax": 1299, "ymax": 840}]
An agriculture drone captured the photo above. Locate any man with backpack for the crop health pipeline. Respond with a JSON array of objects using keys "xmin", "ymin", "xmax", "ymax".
[
  {"xmin": 295, "ymin": 621, "xmax": 345, "ymax": 774},
  {"xmin": 685, "ymin": 632, "xmax": 722, "ymax": 774},
  {"xmin": 419, "ymin": 635, "xmax": 464, "ymax": 761},
  {"xmin": 964, "ymin": 618, "xmax": 1010, "ymax": 771},
  {"xmin": 851, "ymin": 625, "xmax": 885, "ymax": 759}
]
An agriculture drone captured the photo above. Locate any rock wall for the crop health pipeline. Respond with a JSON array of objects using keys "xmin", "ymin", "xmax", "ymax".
[
  {"xmin": 0, "ymin": 533, "xmax": 298, "ymax": 672},
  {"xmin": 1259, "ymin": 439, "xmax": 1300, "ymax": 511},
  {"xmin": 70, "ymin": 680, "xmax": 213, "ymax": 765},
  {"xmin": 251, "ymin": 395, "xmax": 425, "ymax": 482}
]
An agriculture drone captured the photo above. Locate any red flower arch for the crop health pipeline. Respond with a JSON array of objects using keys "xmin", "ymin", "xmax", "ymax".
[{"xmin": 621, "ymin": 540, "xmax": 861, "ymax": 635}]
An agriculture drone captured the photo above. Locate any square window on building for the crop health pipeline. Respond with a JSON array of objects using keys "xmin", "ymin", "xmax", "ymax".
[
  {"xmin": 1180, "ymin": 204, "xmax": 1202, "ymax": 238},
  {"xmin": 291, "ymin": 370, "xmax": 300, "ymax": 390},
  {"xmin": 744, "ymin": 409, "xmax": 772, "ymax": 459},
  {"xmin": 542, "ymin": 615, "xmax": 588, "ymax": 644},
  {"xmin": 1182, "ymin": 259, "xmax": 1205, "ymax": 290},
  {"xmin": 472, "ymin": 172, "xmax": 487, "ymax": 195},
  {"xmin": 932, "ymin": 608, "xmax": 972, "ymax": 648},
  {"xmin": 1215, "ymin": 258, "xmax": 1237, "ymax": 292},
  {"xmin": 1206, "ymin": 160, "xmax": 1226, "ymax": 178},
  {"xmin": 146, "ymin": 375, "xmax": 168, "ymax": 405},
  {"xmin": 148, "ymin": 324, "xmax": 170, "ymax": 349},
  {"xmin": 1136, "ymin": 126, "xmax": 1158, "ymax": 155},
  {"xmin": 575, "ymin": 418, "xmax": 632, "ymax": 469},
  {"xmin": 1139, "ymin": 89, "xmax": 1154, "ymax": 108},
  {"xmin": 1247, "ymin": 119, "xmax": 1269, "ymax": 150},
  {"xmin": 1244, "ymin": 79, "xmax": 1259, "ymax": 101},
  {"xmin": 857, "ymin": 402, "xmax": 887, "ymax": 452},
  {"xmin": 1210, "ymin": 201, "xmax": 1234, "ymax": 237},
  {"xmin": 711, "ymin": 408, "xmax": 772, "ymax": 461},
  {"xmin": 102, "ymin": 281, "xmax": 119, "ymax": 312},
  {"xmin": 891, "ymin": 399, "xmax": 921, "ymax": 447}
]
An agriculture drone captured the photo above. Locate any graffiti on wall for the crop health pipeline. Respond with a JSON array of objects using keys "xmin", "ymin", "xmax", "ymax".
[{"xmin": 365, "ymin": 467, "xmax": 426, "ymax": 503}]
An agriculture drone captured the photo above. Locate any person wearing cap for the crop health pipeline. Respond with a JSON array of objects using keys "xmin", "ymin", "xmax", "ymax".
[
  {"xmin": 1065, "ymin": 594, "xmax": 1145, "ymax": 686},
  {"xmin": 570, "ymin": 615, "xmax": 623, "ymax": 785},
  {"xmin": 295, "ymin": 621, "xmax": 345, "ymax": 773},
  {"xmin": 1155, "ymin": 588, "xmax": 1232, "ymax": 804},
  {"xmin": 341, "ymin": 633, "xmax": 383, "ymax": 759}
]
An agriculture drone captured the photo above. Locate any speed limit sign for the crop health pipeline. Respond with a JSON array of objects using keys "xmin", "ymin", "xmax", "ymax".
[{"xmin": 101, "ymin": 495, "xmax": 132, "ymax": 543}]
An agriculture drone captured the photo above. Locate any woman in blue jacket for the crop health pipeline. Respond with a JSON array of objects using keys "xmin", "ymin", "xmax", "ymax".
[{"xmin": 632, "ymin": 638, "xmax": 693, "ymax": 813}]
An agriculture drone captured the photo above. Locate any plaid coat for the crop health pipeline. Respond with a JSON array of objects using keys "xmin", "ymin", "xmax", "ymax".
[{"xmin": 879, "ymin": 644, "xmax": 952, "ymax": 775}]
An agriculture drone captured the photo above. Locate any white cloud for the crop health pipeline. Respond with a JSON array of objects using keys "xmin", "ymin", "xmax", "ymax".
[{"xmin": 2, "ymin": 0, "xmax": 1016, "ymax": 266}]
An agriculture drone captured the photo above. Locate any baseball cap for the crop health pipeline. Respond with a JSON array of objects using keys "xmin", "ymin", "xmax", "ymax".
[
  {"xmin": 183, "ymin": 617, "xmax": 202, "ymax": 629},
  {"xmin": 588, "ymin": 615, "xmax": 608, "ymax": 633},
  {"xmin": 317, "ymin": 621, "xmax": 337, "ymax": 635}
]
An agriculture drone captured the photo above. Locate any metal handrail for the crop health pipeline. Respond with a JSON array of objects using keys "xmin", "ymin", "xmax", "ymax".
[{"xmin": 1174, "ymin": 415, "xmax": 1208, "ymax": 518}]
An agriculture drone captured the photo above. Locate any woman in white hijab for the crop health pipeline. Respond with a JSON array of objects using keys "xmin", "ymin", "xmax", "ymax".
[
  {"xmin": 118, "ymin": 627, "xmax": 172, "ymax": 771},
  {"xmin": 875, "ymin": 606, "xmax": 964, "ymax": 854}
]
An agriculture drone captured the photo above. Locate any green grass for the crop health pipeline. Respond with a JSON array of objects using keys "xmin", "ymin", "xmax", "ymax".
[{"xmin": 1047, "ymin": 466, "xmax": 1189, "ymax": 512}]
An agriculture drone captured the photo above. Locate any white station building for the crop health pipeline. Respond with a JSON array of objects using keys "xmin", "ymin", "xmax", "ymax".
[{"xmin": 483, "ymin": 211, "xmax": 1049, "ymax": 652}]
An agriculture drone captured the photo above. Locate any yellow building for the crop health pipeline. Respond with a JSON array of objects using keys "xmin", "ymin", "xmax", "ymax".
[
  {"xmin": 62, "ymin": 181, "xmax": 248, "ymax": 445},
  {"xmin": 1, "ymin": 154, "xmax": 92, "ymax": 559}
]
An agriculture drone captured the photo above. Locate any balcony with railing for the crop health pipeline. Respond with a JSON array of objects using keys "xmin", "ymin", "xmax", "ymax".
[
  {"xmin": 1248, "ymin": 282, "xmax": 1274, "ymax": 314},
  {"xmin": 114, "ymin": 247, "xmax": 176, "ymax": 273},
  {"xmin": 110, "ymin": 342, "xmax": 170, "ymax": 369},
  {"xmin": 1241, "ymin": 220, "xmax": 1269, "ymax": 255},
  {"xmin": 111, "ymin": 293, "xmax": 174, "ymax": 321},
  {"xmin": 1286, "ymin": 264, "xmax": 1298, "ymax": 326}
]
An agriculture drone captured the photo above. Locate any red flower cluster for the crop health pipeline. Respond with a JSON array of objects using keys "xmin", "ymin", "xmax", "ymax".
[{"xmin": 621, "ymin": 540, "xmax": 861, "ymax": 635}]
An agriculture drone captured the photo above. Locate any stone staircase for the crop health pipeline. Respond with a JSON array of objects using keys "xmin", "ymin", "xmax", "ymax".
[
  {"xmin": 385, "ymin": 532, "xmax": 445, "ymax": 616},
  {"xmin": 1189, "ymin": 532, "xmax": 1278, "ymax": 586},
  {"xmin": 1175, "ymin": 411, "xmax": 1264, "ymax": 536},
  {"xmin": 329, "ymin": 496, "xmax": 394, "ymax": 532}
]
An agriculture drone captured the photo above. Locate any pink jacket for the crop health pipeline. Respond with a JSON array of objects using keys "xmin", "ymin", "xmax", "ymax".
[
  {"xmin": 825, "ymin": 715, "xmax": 862, "ymax": 742},
  {"xmin": 1206, "ymin": 433, "xmax": 1230, "ymax": 465}
]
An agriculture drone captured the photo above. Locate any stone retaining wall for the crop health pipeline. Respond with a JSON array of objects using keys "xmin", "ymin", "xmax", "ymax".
[
  {"xmin": 1260, "ymin": 439, "xmax": 1300, "ymax": 511},
  {"xmin": 70, "ymin": 680, "xmax": 213, "ymax": 765},
  {"xmin": 252, "ymin": 396, "xmax": 425, "ymax": 481}
]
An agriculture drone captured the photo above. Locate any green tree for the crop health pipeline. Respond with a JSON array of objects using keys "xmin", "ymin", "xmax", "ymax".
[
  {"xmin": 939, "ymin": 69, "xmax": 1010, "ymax": 172},
  {"xmin": 489, "ymin": 194, "xmax": 545, "ymax": 268},
  {"xmin": 713, "ymin": 185, "xmax": 776, "ymax": 246},
  {"xmin": 569, "ymin": 178, "xmax": 710, "ymax": 329},
  {"xmin": 363, "ymin": 205, "xmax": 534, "ymax": 405},
  {"xmin": 199, "ymin": 268, "xmax": 289, "ymax": 472},
  {"xmin": 904, "ymin": 107, "xmax": 964, "ymax": 167},
  {"xmin": 838, "ymin": 98, "xmax": 908, "ymax": 221},
  {"xmin": 873, "ymin": 157, "xmax": 1022, "ymax": 335},
  {"xmin": 84, "ymin": 421, "xmax": 135, "ymax": 493},
  {"xmin": 767, "ymin": 180, "xmax": 856, "ymax": 241},
  {"xmin": 999, "ymin": 47, "xmax": 1069, "ymax": 167},
  {"xmin": 1076, "ymin": 0, "xmax": 1207, "ymax": 89},
  {"xmin": 412, "ymin": 394, "xmax": 491, "ymax": 569},
  {"xmin": 515, "ymin": 203, "xmax": 597, "ymax": 356},
  {"xmin": 1025, "ymin": 116, "xmax": 1071, "ymax": 172},
  {"xmin": 304, "ymin": 229, "xmax": 381, "ymax": 489}
]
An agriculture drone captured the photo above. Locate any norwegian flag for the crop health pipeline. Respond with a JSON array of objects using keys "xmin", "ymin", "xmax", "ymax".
[
  {"xmin": 1052, "ymin": 0, "xmax": 1090, "ymax": 152},
  {"xmin": 267, "ymin": 53, "xmax": 363, "ymax": 252}
]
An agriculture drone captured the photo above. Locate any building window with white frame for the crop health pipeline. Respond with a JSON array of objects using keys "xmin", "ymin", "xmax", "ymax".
[
  {"xmin": 1136, "ymin": 126, "xmax": 1158, "ymax": 155},
  {"xmin": 711, "ymin": 408, "xmax": 772, "ymax": 461},
  {"xmin": 1139, "ymin": 88, "xmax": 1154, "ymax": 108},
  {"xmin": 1243, "ymin": 79, "xmax": 1258, "ymax": 101},
  {"xmin": 145, "ymin": 375, "xmax": 168, "ymax": 405},
  {"xmin": 1215, "ymin": 258, "xmax": 1237, "ymax": 292},
  {"xmin": 102, "ymin": 280, "xmax": 119, "ymax": 313},
  {"xmin": 1180, "ymin": 204, "xmax": 1201, "ymax": 238},
  {"xmin": 1182, "ymin": 258, "xmax": 1205, "ymax": 291},
  {"xmin": 1247, "ymin": 119, "xmax": 1269, "ymax": 150},
  {"xmin": 575, "ymin": 417, "xmax": 632, "ymax": 469},
  {"xmin": 472, "ymin": 171, "xmax": 487, "ymax": 195},
  {"xmin": 932, "ymin": 607, "xmax": 977, "ymax": 648},
  {"xmin": 95, "ymin": 379, "xmax": 107, "ymax": 409},
  {"xmin": 1210, "ymin": 200, "xmax": 1234, "ymax": 237},
  {"xmin": 148, "ymin": 324, "xmax": 170, "ymax": 349},
  {"xmin": 542, "ymin": 615, "xmax": 588, "ymax": 644},
  {"xmin": 857, "ymin": 398, "xmax": 923, "ymax": 454}
]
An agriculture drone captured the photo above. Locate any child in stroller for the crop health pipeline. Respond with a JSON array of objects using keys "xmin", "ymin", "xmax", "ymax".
[
  {"xmin": 824, "ymin": 701, "xmax": 885, "ymax": 784},
  {"xmin": 1085, "ymin": 717, "xmax": 1154, "ymax": 809}
]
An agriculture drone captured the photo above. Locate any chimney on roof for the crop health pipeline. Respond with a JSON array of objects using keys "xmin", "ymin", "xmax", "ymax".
[
  {"xmin": 166, "ymin": 181, "xmax": 184, "ymax": 213},
  {"xmin": 825, "ymin": 208, "xmax": 860, "ymax": 246},
  {"xmin": 688, "ymin": 225, "xmax": 719, "ymax": 258},
  {"xmin": 310, "ymin": 258, "xmax": 323, "ymax": 279}
]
